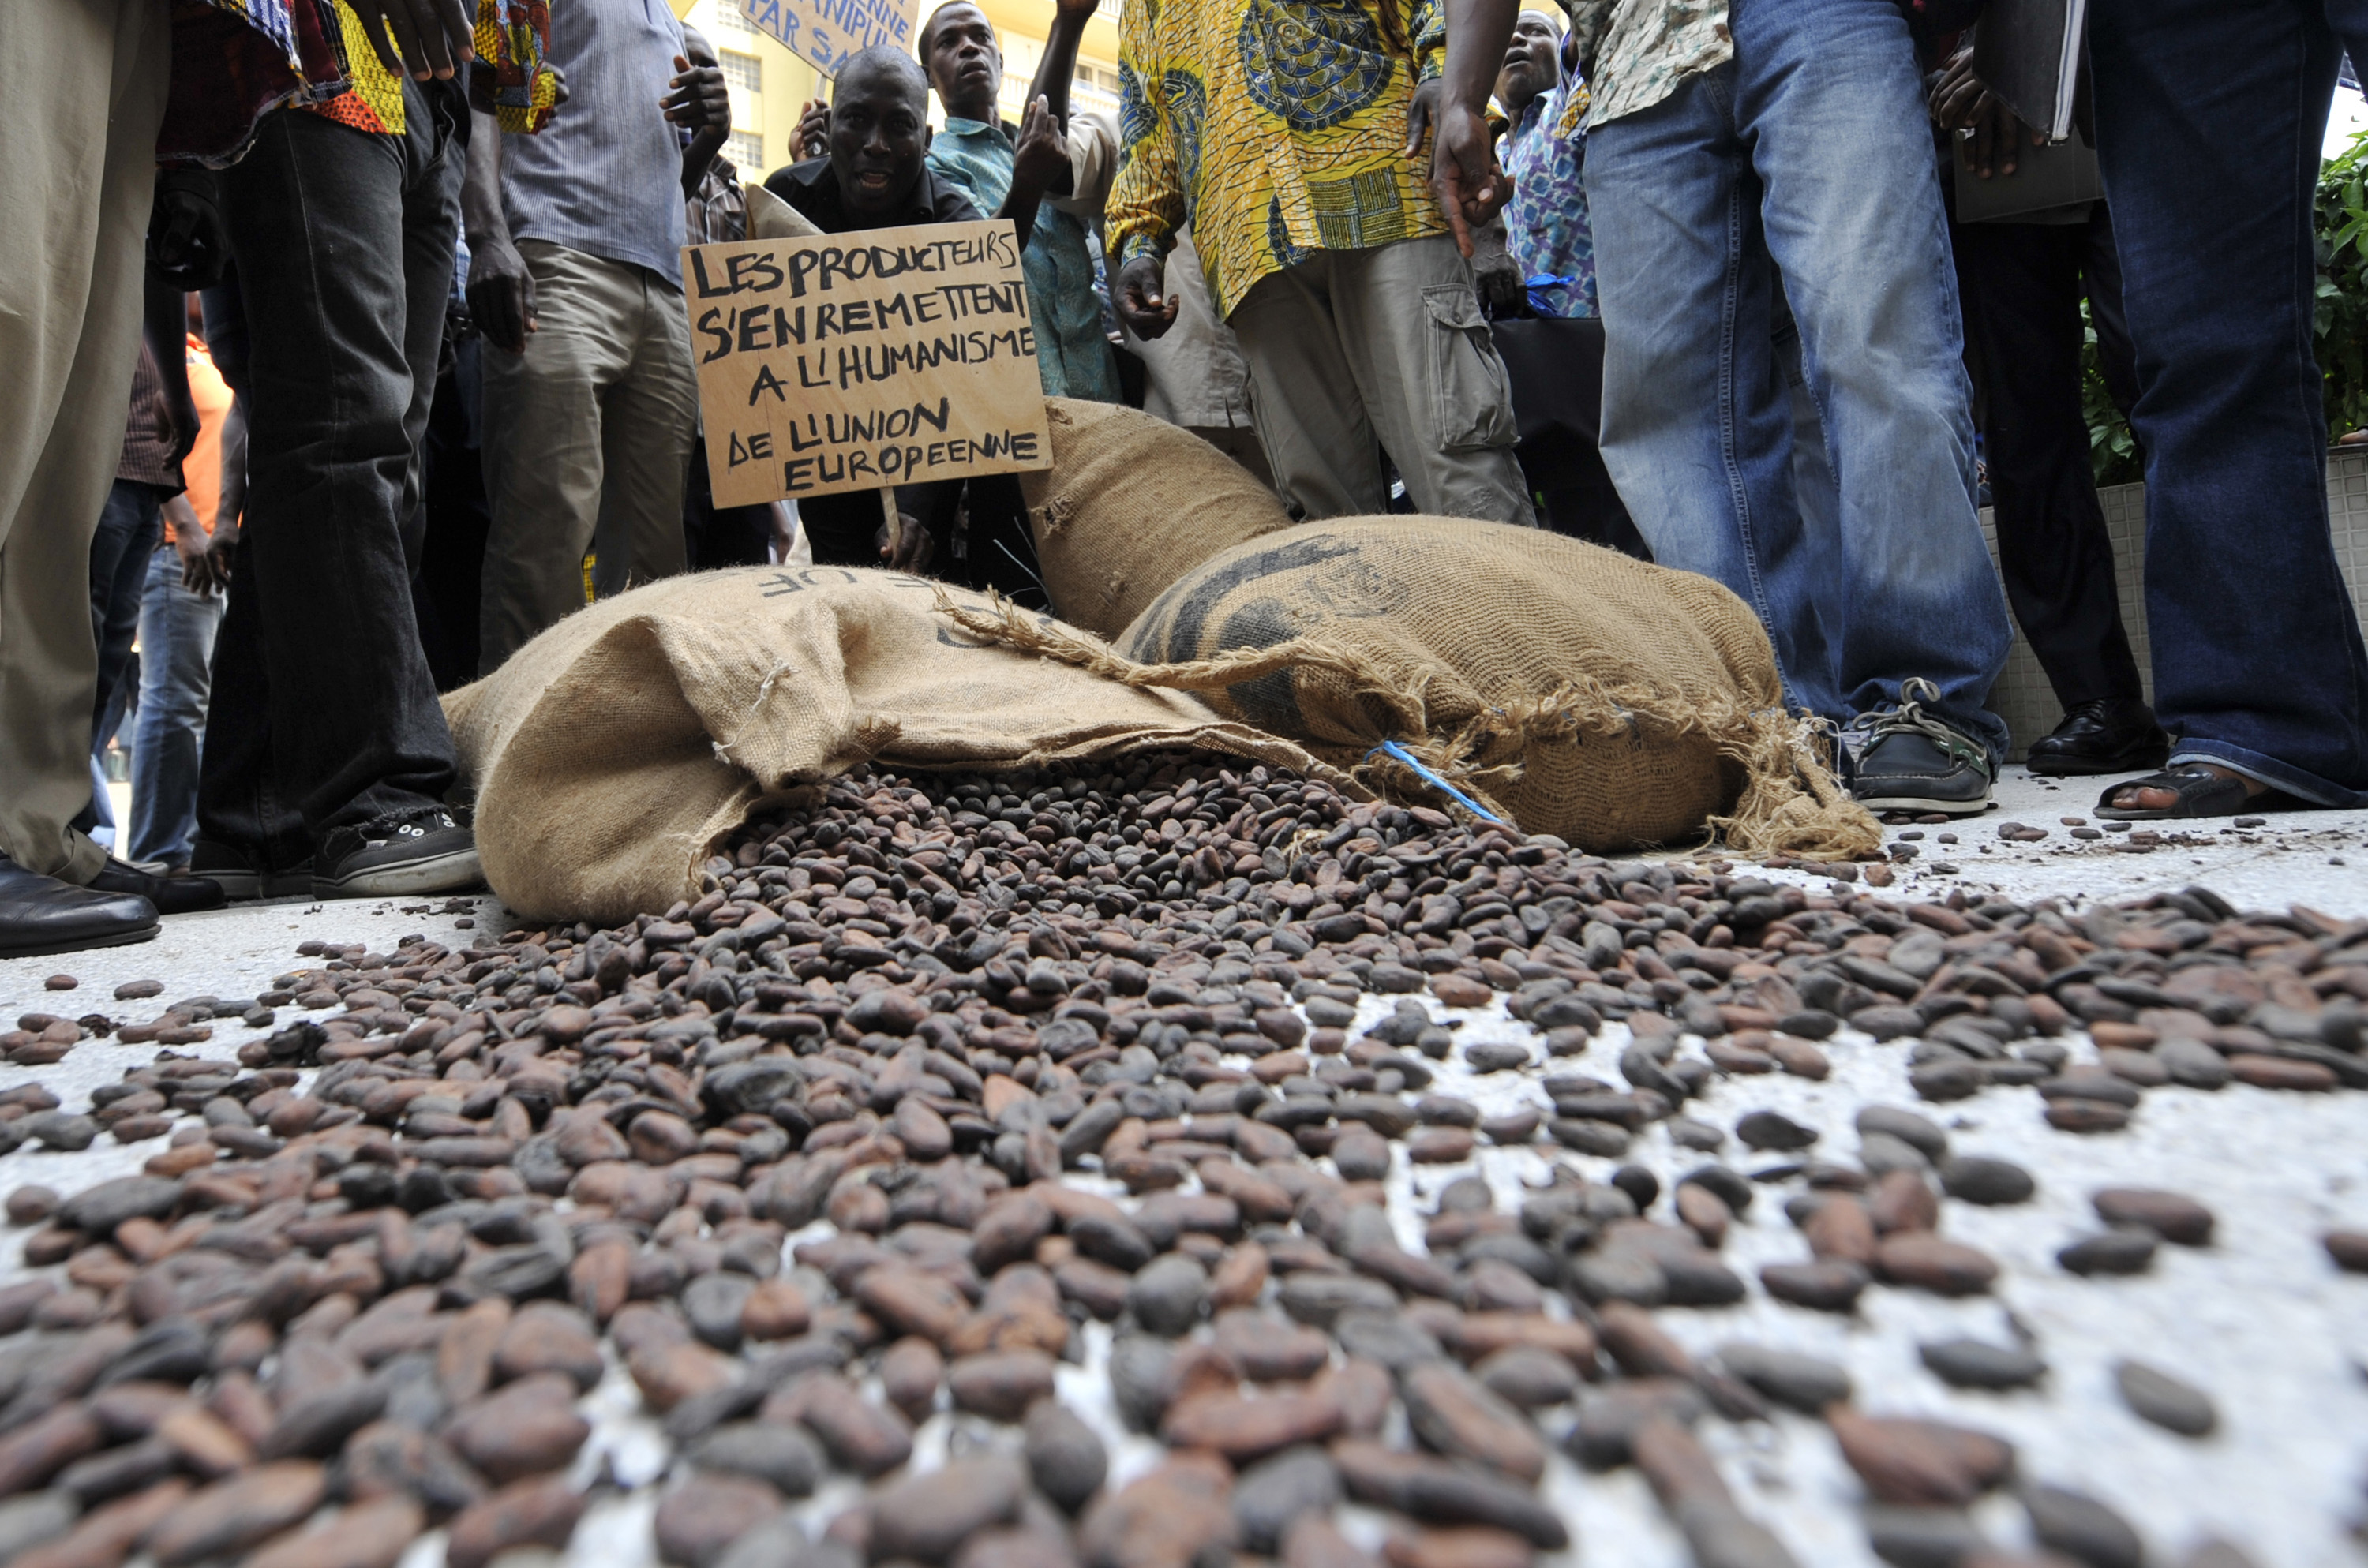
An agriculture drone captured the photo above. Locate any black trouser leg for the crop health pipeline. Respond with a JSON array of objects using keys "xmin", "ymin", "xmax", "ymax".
[
  {"xmin": 200, "ymin": 83, "xmax": 464, "ymax": 855},
  {"xmin": 1950, "ymin": 211, "xmax": 2147, "ymax": 711}
]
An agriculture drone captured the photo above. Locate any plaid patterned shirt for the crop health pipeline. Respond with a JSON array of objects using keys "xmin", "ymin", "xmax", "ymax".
[
  {"xmin": 117, "ymin": 342, "xmax": 185, "ymax": 494},
  {"xmin": 1107, "ymin": 0, "xmax": 1452, "ymax": 320}
]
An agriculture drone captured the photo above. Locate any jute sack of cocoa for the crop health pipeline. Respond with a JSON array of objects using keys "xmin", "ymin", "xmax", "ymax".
[
  {"xmin": 938, "ymin": 518, "xmax": 1879, "ymax": 859},
  {"xmin": 1020, "ymin": 398, "xmax": 1293, "ymax": 638},
  {"xmin": 443, "ymin": 566, "xmax": 1340, "ymax": 922}
]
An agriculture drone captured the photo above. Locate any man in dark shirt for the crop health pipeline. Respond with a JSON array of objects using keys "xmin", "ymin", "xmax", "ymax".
[{"xmin": 762, "ymin": 47, "xmax": 985, "ymax": 576}]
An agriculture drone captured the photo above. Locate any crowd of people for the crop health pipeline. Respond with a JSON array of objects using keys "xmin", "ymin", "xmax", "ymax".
[{"xmin": 3, "ymin": 0, "xmax": 2366, "ymax": 960}]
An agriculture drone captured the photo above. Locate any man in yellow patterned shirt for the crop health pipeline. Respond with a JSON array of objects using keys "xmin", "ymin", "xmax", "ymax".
[{"xmin": 1106, "ymin": 0, "xmax": 1531, "ymax": 524}]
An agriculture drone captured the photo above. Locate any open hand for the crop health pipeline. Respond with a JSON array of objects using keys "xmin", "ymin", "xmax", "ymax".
[
  {"xmin": 664, "ymin": 54, "xmax": 731, "ymax": 132},
  {"xmin": 1014, "ymin": 97, "xmax": 1069, "ymax": 192}
]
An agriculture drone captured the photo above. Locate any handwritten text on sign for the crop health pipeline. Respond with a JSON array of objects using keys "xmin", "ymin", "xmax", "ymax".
[
  {"xmin": 686, "ymin": 220, "xmax": 1052, "ymax": 508},
  {"xmin": 739, "ymin": 0, "xmax": 916, "ymax": 80}
]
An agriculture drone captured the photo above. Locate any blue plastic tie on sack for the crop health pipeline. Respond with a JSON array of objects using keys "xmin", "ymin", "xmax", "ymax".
[{"xmin": 1366, "ymin": 739, "xmax": 1508, "ymax": 827}]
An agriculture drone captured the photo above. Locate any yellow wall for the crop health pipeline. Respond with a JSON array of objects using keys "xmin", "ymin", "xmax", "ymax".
[{"xmin": 971, "ymin": 0, "xmax": 1122, "ymax": 125}]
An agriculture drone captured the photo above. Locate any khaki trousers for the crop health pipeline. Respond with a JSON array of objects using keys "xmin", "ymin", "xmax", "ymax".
[
  {"xmin": 477, "ymin": 240, "xmax": 697, "ymax": 674},
  {"xmin": 1229, "ymin": 233, "xmax": 1534, "ymax": 526},
  {"xmin": 0, "ymin": 0, "xmax": 170, "ymax": 880}
]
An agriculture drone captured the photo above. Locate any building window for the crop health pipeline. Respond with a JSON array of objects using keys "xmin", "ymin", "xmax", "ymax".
[
  {"xmin": 709, "ymin": 2, "xmax": 752, "ymax": 35},
  {"xmin": 721, "ymin": 50, "xmax": 763, "ymax": 94},
  {"xmin": 729, "ymin": 130, "xmax": 767, "ymax": 171}
]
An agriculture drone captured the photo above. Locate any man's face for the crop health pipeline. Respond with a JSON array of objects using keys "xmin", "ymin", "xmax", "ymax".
[
  {"xmin": 830, "ymin": 62, "xmax": 931, "ymax": 221},
  {"xmin": 924, "ymin": 4, "xmax": 1002, "ymax": 118},
  {"xmin": 1494, "ymin": 13, "xmax": 1561, "ymax": 107}
]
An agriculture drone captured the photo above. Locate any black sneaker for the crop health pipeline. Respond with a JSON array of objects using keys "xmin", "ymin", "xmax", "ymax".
[
  {"xmin": 189, "ymin": 840, "xmax": 316, "ymax": 900},
  {"xmin": 313, "ymin": 810, "xmax": 482, "ymax": 898},
  {"xmin": 1850, "ymin": 679, "xmax": 1995, "ymax": 815}
]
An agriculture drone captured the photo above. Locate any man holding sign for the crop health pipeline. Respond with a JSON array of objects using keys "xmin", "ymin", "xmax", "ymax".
[{"xmin": 751, "ymin": 48, "xmax": 1054, "ymax": 594}]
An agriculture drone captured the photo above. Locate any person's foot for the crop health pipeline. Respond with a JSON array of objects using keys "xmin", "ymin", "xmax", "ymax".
[
  {"xmin": 87, "ymin": 857, "xmax": 225, "ymax": 915},
  {"xmin": 0, "ymin": 853, "xmax": 159, "ymax": 959},
  {"xmin": 189, "ymin": 840, "xmax": 316, "ymax": 900},
  {"xmin": 1849, "ymin": 678, "xmax": 1995, "ymax": 815},
  {"xmin": 2100, "ymin": 762, "xmax": 2272, "ymax": 818},
  {"xmin": 2025, "ymin": 698, "xmax": 2171, "ymax": 777},
  {"xmin": 313, "ymin": 809, "xmax": 482, "ymax": 899}
]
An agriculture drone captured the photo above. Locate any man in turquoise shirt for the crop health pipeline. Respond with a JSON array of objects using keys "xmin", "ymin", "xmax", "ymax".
[{"xmin": 920, "ymin": 0, "xmax": 1123, "ymax": 402}]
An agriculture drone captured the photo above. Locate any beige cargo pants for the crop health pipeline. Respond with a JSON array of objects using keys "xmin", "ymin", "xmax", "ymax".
[{"xmin": 1228, "ymin": 232, "xmax": 1535, "ymax": 526}]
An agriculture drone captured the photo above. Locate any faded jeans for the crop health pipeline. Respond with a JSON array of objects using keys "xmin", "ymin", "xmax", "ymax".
[
  {"xmin": 1584, "ymin": 0, "xmax": 2012, "ymax": 758},
  {"xmin": 80, "ymin": 478, "xmax": 165, "ymax": 843},
  {"xmin": 128, "ymin": 544, "xmax": 223, "ymax": 865}
]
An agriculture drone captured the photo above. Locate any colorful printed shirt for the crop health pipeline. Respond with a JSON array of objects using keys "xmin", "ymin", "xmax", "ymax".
[
  {"xmin": 160, "ymin": 0, "xmax": 555, "ymax": 166},
  {"xmin": 929, "ymin": 118, "xmax": 1123, "ymax": 403},
  {"xmin": 1107, "ymin": 0, "xmax": 1452, "ymax": 319},
  {"xmin": 1566, "ymin": 0, "xmax": 1731, "ymax": 130},
  {"xmin": 1498, "ymin": 78, "xmax": 1596, "ymax": 316}
]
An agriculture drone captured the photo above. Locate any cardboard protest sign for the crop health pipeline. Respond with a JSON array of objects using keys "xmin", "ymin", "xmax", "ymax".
[
  {"xmin": 685, "ymin": 219, "xmax": 1054, "ymax": 508},
  {"xmin": 739, "ymin": 0, "xmax": 918, "ymax": 83}
]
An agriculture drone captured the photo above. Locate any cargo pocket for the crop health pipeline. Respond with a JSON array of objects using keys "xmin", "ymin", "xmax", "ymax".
[{"xmin": 1422, "ymin": 284, "xmax": 1519, "ymax": 451}]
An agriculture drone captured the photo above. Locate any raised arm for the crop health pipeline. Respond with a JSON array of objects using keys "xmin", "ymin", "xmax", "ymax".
[{"xmin": 1002, "ymin": 0, "xmax": 1105, "ymax": 243}]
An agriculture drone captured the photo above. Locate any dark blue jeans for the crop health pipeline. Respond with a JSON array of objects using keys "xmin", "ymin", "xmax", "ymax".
[
  {"xmin": 2090, "ymin": 0, "xmax": 2368, "ymax": 804},
  {"xmin": 200, "ymin": 80, "xmax": 466, "ymax": 864}
]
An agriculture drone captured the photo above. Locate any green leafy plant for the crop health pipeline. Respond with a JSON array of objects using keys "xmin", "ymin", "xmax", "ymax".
[
  {"xmin": 2314, "ymin": 125, "xmax": 2368, "ymax": 438},
  {"xmin": 2078, "ymin": 124, "xmax": 2368, "ymax": 487},
  {"xmin": 2078, "ymin": 309, "xmax": 2141, "ymax": 488}
]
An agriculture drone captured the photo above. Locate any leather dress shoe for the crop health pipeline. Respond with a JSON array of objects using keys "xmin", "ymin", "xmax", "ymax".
[
  {"xmin": 88, "ymin": 857, "xmax": 227, "ymax": 915},
  {"xmin": 0, "ymin": 853, "xmax": 159, "ymax": 959},
  {"xmin": 2026, "ymin": 698, "xmax": 2172, "ymax": 777}
]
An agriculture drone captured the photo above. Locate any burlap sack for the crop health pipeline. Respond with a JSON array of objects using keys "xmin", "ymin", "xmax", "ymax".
[
  {"xmin": 938, "ymin": 518, "xmax": 1879, "ymax": 859},
  {"xmin": 444, "ymin": 567, "xmax": 1340, "ymax": 923},
  {"xmin": 1021, "ymin": 399, "xmax": 1294, "ymax": 638}
]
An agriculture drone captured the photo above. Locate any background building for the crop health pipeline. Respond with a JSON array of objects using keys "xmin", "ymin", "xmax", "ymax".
[{"xmin": 671, "ymin": 0, "xmax": 1122, "ymax": 185}]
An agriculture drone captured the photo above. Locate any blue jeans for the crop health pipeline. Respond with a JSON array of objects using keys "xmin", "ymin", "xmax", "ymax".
[
  {"xmin": 1583, "ymin": 0, "xmax": 2012, "ymax": 759},
  {"xmin": 2089, "ymin": 0, "xmax": 2368, "ymax": 805},
  {"xmin": 127, "ymin": 544, "xmax": 223, "ymax": 865},
  {"xmin": 81, "ymin": 477, "xmax": 165, "ymax": 840}
]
